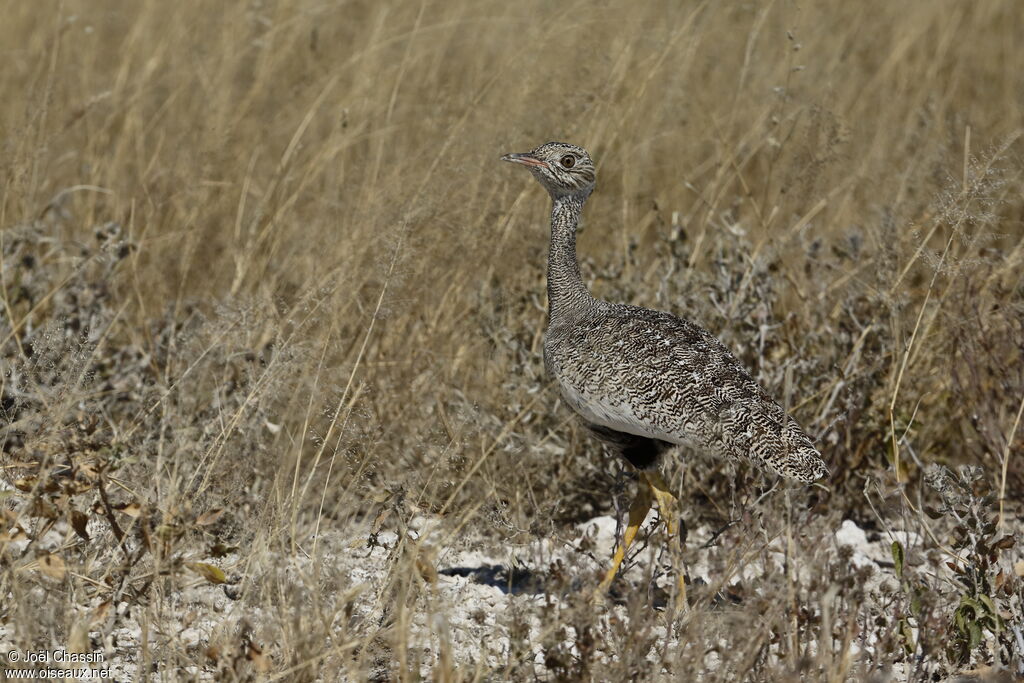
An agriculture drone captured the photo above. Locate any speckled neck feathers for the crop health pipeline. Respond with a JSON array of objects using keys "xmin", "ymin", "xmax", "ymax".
[{"xmin": 546, "ymin": 194, "xmax": 594, "ymax": 321}]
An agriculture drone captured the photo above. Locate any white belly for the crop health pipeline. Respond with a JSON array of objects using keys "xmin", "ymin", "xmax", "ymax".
[{"xmin": 558, "ymin": 379, "xmax": 681, "ymax": 444}]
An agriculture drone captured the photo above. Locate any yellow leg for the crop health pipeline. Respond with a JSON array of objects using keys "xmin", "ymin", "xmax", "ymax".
[
  {"xmin": 594, "ymin": 481, "xmax": 652, "ymax": 598},
  {"xmin": 643, "ymin": 471, "xmax": 688, "ymax": 611}
]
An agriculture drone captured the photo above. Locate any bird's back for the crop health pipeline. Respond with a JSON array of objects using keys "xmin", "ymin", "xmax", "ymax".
[{"xmin": 544, "ymin": 301, "xmax": 828, "ymax": 482}]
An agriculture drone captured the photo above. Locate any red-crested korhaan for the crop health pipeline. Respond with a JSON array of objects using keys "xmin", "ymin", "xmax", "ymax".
[{"xmin": 502, "ymin": 142, "xmax": 829, "ymax": 607}]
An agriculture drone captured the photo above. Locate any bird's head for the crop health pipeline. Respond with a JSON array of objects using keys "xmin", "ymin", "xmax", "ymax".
[{"xmin": 501, "ymin": 142, "xmax": 596, "ymax": 199}]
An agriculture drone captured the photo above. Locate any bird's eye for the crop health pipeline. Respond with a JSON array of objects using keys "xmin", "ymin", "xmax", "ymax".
[{"xmin": 560, "ymin": 155, "xmax": 576, "ymax": 168}]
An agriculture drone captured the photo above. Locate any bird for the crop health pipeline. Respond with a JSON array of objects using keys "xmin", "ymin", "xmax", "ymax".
[{"xmin": 501, "ymin": 141, "xmax": 829, "ymax": 607}]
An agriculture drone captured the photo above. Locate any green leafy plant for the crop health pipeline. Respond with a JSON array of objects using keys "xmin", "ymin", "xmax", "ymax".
[
  {"xmin": 923, "ymin": 465, "xmax": 1019, "ymax": 668},
  {"xmin": 889, "ymin": 539, "xmax": 925, "ymax": 657}
]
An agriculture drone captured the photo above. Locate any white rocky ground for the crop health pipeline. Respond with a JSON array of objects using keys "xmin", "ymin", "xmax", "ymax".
[{"xmin": 1, "ymin": 512, "xmax": 935, "ymax": 680}]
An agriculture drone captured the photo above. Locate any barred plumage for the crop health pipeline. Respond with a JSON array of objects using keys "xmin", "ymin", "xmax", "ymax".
[
  {"xmin": 502, "ymin": 141, "xmax": 828, "ymax": 603},
  {"xmin": 503, "ymin": 142, "xmax": 827, "ymax": 482},
  {"xmin": 547, "ymin": 302, "xmax": 828, "ymax": 481}
]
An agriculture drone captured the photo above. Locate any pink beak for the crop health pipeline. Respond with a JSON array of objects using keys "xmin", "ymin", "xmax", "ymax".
[{"xmin": 501, "ymin": 152, "xmax": 549, "ymax": 169}]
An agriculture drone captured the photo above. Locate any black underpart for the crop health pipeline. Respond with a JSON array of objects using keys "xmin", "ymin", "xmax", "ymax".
[{"xmin": 586, "ymin": 424, "xmax": 673, "ymax": 471}]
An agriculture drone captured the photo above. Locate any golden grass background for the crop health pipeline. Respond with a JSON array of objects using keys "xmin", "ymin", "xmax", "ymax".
[{"xmin": 2, "ymin": 0, "xmax": 1024, "ymax": 679}]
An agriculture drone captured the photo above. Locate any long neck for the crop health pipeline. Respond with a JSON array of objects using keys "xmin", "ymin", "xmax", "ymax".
[{"xmin": 547, "ymin": 193, "xmax": 592, "ymax": 320}]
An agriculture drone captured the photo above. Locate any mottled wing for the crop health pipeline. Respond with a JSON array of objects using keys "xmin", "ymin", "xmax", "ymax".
[{"xmin": 548, "ymin": 305, "xmax": 828, "ymax": 482}]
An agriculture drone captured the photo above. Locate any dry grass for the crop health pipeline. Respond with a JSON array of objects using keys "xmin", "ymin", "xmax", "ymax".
[{"xmin": 2, "ymin": 0, "xmax": 1024, "ymax": 680}]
